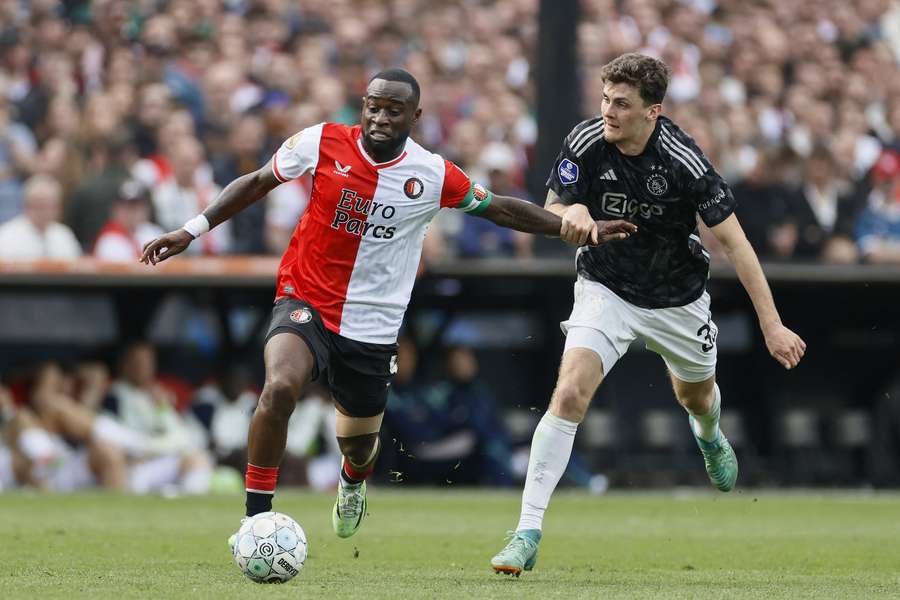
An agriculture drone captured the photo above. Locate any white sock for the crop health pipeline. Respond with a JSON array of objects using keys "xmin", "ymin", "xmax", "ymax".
[
  {"xmin": 688, "ymin": 384, "xmax": 722, "ymax": 442},
  {"xmin": 92, "ymin": 415, "xmax": 151, "ymax": 456},
  {"xmin": 516, "ymin": 412, "xmax": 578, "ymax": 532}
]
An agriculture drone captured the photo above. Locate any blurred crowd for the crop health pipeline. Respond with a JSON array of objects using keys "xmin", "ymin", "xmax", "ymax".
[
  {"xmin": 0, "ymin": 341, "xmax": 343, "ymax": 494},
  {"xmin": 0, "ymin": 336, "xmax": 614, "ymax": 494},
  {"xmin": 0, "ymin": 0, "xmax": 898, "ymax": 265},
  {"xmin": 583, "ymin": 0, "xmax": 900, "ymax": 263}
]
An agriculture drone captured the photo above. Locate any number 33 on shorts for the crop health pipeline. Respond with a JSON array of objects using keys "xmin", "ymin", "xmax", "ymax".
[{"xmin": 696, "ymin": 317, "xmax": 717, "ymax": 353}]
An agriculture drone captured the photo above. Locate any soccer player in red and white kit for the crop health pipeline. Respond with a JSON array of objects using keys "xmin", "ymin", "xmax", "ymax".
[{"xmin": 141, "ymin": 69, "xmax": 636, "ymax": 542}]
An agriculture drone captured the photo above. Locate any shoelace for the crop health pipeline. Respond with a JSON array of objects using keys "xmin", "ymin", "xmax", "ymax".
[
  {"xmin": 339, "ymin": 486, "xmax": 364, "ymax": 518},
  {"xmin": 499, "ymin": 531, "xmax": 536, "ymax": 556}
]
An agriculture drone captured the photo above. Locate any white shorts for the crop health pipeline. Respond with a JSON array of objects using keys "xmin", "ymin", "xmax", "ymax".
[{"xmin": 561, "ymin": 277, "xmax": 718, "ymax": 383}]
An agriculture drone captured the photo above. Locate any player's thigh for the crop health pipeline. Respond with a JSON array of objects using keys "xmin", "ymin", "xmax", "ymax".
[
  {"xmin": 644, "ymin": 291, "xmax": 718, "ymax": 384},
  {"xmin": 561, "ymin": 277, "xmax": 637, "ymax": 378},
  {"xmin": 264, "ymin": 333, "xmax": 316, "ymax": 392},
  {"xmin": 328, "ymin": 335, "xmax": 397, "ymax": 421},
  {"xmin": 263, "ymin": 298, "xmax": 330, "ymax": 394}
]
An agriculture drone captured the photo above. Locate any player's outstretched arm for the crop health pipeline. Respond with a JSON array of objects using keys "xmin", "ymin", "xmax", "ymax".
[
  {"xmin": 140, "ymin": 161, "xmax": 281, "ymax": 265},
  {"xmin": 479, "ymin": 194, "xmax": 636, "ymax": 245},
  {"xmin": 711, "ymin": 214, "xmax": 807, "ymax": 369}
]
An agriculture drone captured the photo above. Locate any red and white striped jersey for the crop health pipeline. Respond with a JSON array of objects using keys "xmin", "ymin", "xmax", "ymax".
[{"xmin": 270, "ymin": 122, "xmax": 491, "ymax": 344}]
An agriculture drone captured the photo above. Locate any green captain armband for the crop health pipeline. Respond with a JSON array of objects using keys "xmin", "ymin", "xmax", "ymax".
[{"xmin": 455, "ymin": 182, "xmax": 494, "ymax": 216}]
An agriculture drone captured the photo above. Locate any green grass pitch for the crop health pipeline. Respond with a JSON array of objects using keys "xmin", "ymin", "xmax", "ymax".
[{"xmin": 2, "ymin": 489, "xmax": 899, "ymax": 599}]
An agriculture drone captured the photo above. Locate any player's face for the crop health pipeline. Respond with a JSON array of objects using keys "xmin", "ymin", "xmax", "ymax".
[
  {"xmin": 361, "ymin": 79, "xmax": 421, "ymax": 156},
  {"xmin": 600, "ymin": 82, "xmax": 659, "ymax": 146}
]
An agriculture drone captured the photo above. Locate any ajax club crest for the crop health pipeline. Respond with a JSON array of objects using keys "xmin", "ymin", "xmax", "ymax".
[{"xmin": 646, "ymin": 173, "xmax": 668, "ymax": 196}]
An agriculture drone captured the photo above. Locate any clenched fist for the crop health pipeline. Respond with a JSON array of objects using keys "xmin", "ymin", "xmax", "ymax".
[{"xmin": 561, "ymin": 203, "xmax": 637, "ymax": 246}]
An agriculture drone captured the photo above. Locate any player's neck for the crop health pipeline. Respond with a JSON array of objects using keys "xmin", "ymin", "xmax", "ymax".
[
  {"xmin": 361, "ymin": 136, "xmax": 405, "ymax": 164},
  {"xmin": 615, "ymin": 122, "xmax": 656, "ymax": 156}
]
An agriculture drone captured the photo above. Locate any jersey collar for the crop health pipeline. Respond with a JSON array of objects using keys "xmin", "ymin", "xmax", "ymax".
[{"xmin": 354, "ymin": 127, "xmax": 409, "ymax": 169}]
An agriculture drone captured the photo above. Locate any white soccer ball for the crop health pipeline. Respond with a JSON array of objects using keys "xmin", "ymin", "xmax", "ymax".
[{"xmin": 232, "ymin": 511, "xmax": 308, "ymax": 583}]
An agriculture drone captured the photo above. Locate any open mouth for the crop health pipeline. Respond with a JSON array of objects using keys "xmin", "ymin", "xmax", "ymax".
[{"xmin": 369, "ymin": 130, "xmax": 391, "ymax": 141}]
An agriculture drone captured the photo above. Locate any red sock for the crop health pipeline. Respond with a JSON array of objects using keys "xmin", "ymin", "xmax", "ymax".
[
  {"xmin": 246, "ymin": 464, "xmax": 279, "ymax": 494},
  {"xmin": 341, "ymin": 457, "xmax": 373, "ymax": 484}
]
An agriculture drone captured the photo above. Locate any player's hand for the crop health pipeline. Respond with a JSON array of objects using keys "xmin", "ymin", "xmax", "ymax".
[
  {"xmin": 592, "ymin": 219, "xmax": 638, "ymax": 245},
  {"xmin": 140, "ymin": 229, "xmax": 194, "ymax": 265},
  {"xmin": 560, "ymin": 204, "xmax": 598, "ymax": 245},
  {"xmin": 763, "ymin": 323, "xmax": 806, "ymax": 369}
]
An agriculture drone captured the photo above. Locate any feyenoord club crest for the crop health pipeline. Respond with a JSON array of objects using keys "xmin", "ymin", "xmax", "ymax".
[
  {"xmin": 473, "ymin": 183, "xmax": 488, "ymax": 201},
  {"xmin": 404, "ymin": 177, "xmax": 424, "ymax": 199},
  {"xmin": 290, "ymin": 308, "xmax": 312, "ymax": 324},
  {"xmin": 646, "ymin": 173, "xmax": 668, "ymax": 196}
]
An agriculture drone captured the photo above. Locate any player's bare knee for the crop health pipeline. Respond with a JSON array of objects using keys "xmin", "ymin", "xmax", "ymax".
[
  {"xmin": 259, "ymin": 377, "xmax": 301, "ymax": 421},
  {"xmin": 338, "ymin": 433, "xmax": 379, "ymax": 467},
  {"xmin": 673, "ymin": 379, "xmax": 715, "ymax": 413},
  {"xmin": 549, "ymin": 382, "xmax": 591, "ymax": 422}
]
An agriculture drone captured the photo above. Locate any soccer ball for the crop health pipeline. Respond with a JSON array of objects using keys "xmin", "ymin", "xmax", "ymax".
[{"xmin": 232, "ymin": 511, "xmax": 308, "ymax": 583}]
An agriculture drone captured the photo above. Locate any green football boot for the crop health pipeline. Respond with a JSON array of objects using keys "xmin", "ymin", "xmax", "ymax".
[
  {"xmin": 490, "ymin": 529, "xmax": 541, "ymax": 576},
  {"xmin": 690, "ymin": 417, "xmax": 738, "ymax": 492},
  {"xmin": 332, "ymin": 481, "xmax": 367, "ymax": 538}
]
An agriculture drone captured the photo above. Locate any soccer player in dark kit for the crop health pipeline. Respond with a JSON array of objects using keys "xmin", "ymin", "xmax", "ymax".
[
  {"xmin": 140, "ymin": 68, "xmax": 636, "ymax": 546},
  {"xmin": 491, "ymin": 53, "xmax": 806, "ymax": 576}
]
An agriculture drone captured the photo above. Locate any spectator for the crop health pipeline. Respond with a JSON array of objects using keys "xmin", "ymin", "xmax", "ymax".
[
  {"xmin": 778, "ymin": 145, "xmax": 861, "ymax": 263},
  {"xmin": 0, "ymin": 0, "xmax": 896, "ymax": 262},
  {"xmin": 385, "ymin": 339, "xmax": 515, "ymax": 485},
  {"xmin": 145, "ymin": 135, "xmax": 231, "ymax": 255},
  {"xmin": 731, "ymin": 151, "xmax": 793, "ymax": 260},
  {"xmin": 105, "ymin": 342, "xmax": 212, "ymax": 495},
  {"xmin": 0, "ymin": 77, "xmax": 37, "ymax": 224},
  {"xmin": 457, "ymin": 142, "xmax": 534, "ymax": 259},
  {"xmin": 65, "ymin": 132, "xmax": 140, "ymax": 250},
  {"xmin": 209, "ymin": 114, "xmax": 269, "ymax": 254},
  {"xmin": 0, "ymin": 174, "xmax": 81, "ymax": 260},
  {"xmin": 3, "ymin": 362, "xmax": 130, "ymax": 491},
  {"xmin": 93, "ymin": 180, "xmax": 164, "ymax": 262},
  {"xmin": 856, "ymin": 150, "xmax": 900, "ymax": 263}
]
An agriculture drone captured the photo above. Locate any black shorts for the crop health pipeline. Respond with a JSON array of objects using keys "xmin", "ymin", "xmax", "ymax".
[{"xmin": 264, "ymin": 298, "xmax": 398, "ymax": 418}]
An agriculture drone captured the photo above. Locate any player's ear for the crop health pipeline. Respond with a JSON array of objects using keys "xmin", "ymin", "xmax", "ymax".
[
  {"xmin": 413, "ymin": 107, "xmax": 422, "ymax": 124},
  {"xmin": 646, "ymin": 103, "xmax": 662, "ymax": 122}
]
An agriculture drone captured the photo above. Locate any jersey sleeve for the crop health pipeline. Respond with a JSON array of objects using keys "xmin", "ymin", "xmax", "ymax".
[
  {"xmin": 440, "ymin": 159, "xmax": 494, "ymax": 215},
  {"xmin": 688, "ymin": 166, "xmax": 737, "ymax": 227},
  {"xmin": 545, "ymin": 122, "xmax": 598, "ymax": 205},
  {"xmin": 271, "ymin": 123, "xmax": 324, "ymax": 183}
]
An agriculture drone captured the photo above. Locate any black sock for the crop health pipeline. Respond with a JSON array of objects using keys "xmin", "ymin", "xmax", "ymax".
[
  {"xmin": 245, "ymin": 491, "xmax": 273, "ymax": 516},
  {"xmin": 340, "ymin": 467, "xmax": 363, "ymax": 486}
]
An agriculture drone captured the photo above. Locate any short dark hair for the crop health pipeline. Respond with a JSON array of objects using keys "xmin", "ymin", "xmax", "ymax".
[
  {"xmin": 369, "ymin": 68, "xmax": 420, "ymax": 106},
  {"xmin": 599, "ymin": 53, "xmax": 671, "ymax": 105}
]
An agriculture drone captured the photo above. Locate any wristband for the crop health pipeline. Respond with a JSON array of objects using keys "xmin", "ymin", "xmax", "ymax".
[{"xmin": 182, "ymin": 214, "xmax": 210, "ymax": 238}]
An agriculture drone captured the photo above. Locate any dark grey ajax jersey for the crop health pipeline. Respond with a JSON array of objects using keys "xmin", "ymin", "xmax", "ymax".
[{"xmin": 548, "ymin": 116, "xmax": 736, "ymax": 308}]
